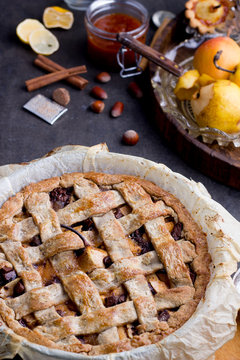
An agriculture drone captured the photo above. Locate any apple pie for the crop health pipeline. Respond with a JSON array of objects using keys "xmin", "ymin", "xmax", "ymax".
[
  {"xmin": 185, "ymin": 0, "xmax": 235, "ymax": 34},
  {"xmin": 0, "ymin": 172, "xmax": 211, "ymax": 355}
]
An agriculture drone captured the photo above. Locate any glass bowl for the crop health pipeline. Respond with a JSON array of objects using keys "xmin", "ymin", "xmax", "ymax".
[{"xmin": 151, "ymin": 35, "xmax": 240, "ymax": 147}]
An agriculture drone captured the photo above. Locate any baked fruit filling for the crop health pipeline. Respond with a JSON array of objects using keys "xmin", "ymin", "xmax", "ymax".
[
  {"xmin": 0, "ymin": 173, "xmax": 211, "ymax": 355},
  {"xmin": 185, "ymin": 0, "xmax": 234, "ymax": 34}
]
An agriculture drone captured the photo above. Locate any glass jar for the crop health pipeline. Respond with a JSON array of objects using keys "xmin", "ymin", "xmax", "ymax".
[
  {"xmin": 84, "ymin": 0, "xmax": 149, "ymax": 70},
  {"xmin": 64, "ymin": 0, "xmax": 93, "ymax": 11}
]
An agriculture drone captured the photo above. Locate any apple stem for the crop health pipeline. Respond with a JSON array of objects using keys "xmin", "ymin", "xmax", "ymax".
[{"xmin": 213, "ymin": 50, "xmax": 235, "ymax": 74}]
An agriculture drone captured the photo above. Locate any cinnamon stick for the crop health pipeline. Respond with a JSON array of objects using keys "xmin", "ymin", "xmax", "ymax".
[
  {"xmin": 26, "ymin": 66, "xmax": 87, "ymax": 92},
  {"xmin": 35, "ymin": 55, "xmax": 88, "ymax": 90}
]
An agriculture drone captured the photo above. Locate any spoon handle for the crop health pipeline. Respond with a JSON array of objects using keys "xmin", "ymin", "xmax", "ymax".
[{"xmin": 116, "ymin": 32, "xmax": 183, "ymax": 77}]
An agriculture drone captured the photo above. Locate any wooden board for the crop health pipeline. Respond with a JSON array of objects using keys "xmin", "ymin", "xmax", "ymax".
[
  {"xmin": 148, "ymin": 13, "xmax": 240, "ymax": 190},
  {"xmin": 215, "ymin": 312, "xmax": 240, "ymax": 360}
]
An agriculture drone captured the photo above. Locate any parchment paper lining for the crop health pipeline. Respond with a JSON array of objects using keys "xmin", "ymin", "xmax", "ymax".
[{"xmin": 0, "ymin": 144, "xmax": 239, "ymax": 360}]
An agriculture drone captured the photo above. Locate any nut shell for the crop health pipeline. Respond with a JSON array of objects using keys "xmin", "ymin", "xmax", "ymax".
[
  {"xmin": 111, "ymin": 102, "xmax": 124, "ymax": 118},
  {"xmin": 122, "ymin": 130, "xmax": 139, "ymax": 145},
  {"xmin": 91, "ymin": 100, "xmax": 105, "ymax": 113},
  {"xmin": 90, "ymin": 86, "xmax": 108, "ymax": 100},
  {"xmin": 95, "ymin": 72, "xmax": 111, "ymax": 83},
  {"xmin": 52, "ymin": 88, "xmax": 70, "ymax": 106}
]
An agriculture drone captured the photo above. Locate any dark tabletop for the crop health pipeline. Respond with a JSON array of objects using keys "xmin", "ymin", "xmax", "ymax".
[{"xmin": 0, "ymin": 0, "xmax": 239, "ymax": 221}]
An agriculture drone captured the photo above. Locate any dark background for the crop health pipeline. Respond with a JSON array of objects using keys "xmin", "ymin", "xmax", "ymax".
[{"xmin": 0, "ymin": 0, "xmax": 239, "ymax": 221}]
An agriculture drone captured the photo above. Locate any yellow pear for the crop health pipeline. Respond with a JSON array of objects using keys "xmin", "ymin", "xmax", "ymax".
[
  {"xmin": 174, "ymin": 69, "xmax": 200, "ymax": 100},
  {"xmin": 191, "ymin": 80, "xmax": 240, "ymax": 133},
  {"xmin": 193, "ymin": 36, "xmax": 240, "ymax": 79},
  {"xmin": 198, "ymin": 73, "xmax": 215, "ymax": 87},
  {"xmin": 229, "ymin": 63, "xmax": 240, "ymax": 86}
]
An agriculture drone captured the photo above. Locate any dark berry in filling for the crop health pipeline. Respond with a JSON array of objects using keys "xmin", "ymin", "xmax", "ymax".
[
  {"xmin": 171, "ymin": 222, "xmax": 183, "ymax": 240},
  {"xmin": 158, "ymin": 309, "xmax": 170, "ymax": 322},
  {"xmin": 113, "ymin": 207, "xmax": 124, "ymax": 219},
  {"xmin": 74, "ymin": 248, "xmax": 86, "ymax": 257},
  {"xmin": 98, "ymin": 186, "xmax": 109, "ymax": 192},
  {"xmin": 103, "ymin": 256, "xmax": 113, "ymax": 268},
  {"xmin": 78, "ymin": 218, "xmax": 94, "ymax": 231},
  {"xmin": 130, "ymin": 227, "xmax": 153, "ymax": 254},
  {"xmin": 76, "ymin": 335, "xmax": 85, "ymax": 343},
  {"xmin": 18, "ymin": 319, "xmax": 28, "ymax": 327},
  {"xmin": 105, "ymin": 294, "xmax": 127, "ymax": 308},
  {"xmin": 56, "ymin": 309, "xmax": 65, "ymax": 317},
  {"xmin": 131, "ymin": 321, "xmax": 140, "ymax": 335},
  {"xmin": 29, "ymin": 235, "xmax": 42, "ymax": 247},
  {"xmin": 65, "ymin": 299, "xmax": 79, "ymax": 313},
  {"xmin": 49, "ymin": 187, "xmax": 72, "ymax": 211},
  {"xmin": 164, "ymin": 215, "xmax": 175, "ymax": 223},
  {"xmin": 0, "ymin": 266, "xmax": 17, "ymax": 286},
  {"xmin": 13, "ymin": 280, "xmax": 25, "ymax": 297},
  {"xmin": 45, "ymin": 275, "xmax": 61, "ymax": 286}
]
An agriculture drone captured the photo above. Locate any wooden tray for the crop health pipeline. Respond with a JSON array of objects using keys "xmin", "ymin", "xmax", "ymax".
[{"xmin": 148, "ymin": 13, "xmax": 240, "ymax": 190}]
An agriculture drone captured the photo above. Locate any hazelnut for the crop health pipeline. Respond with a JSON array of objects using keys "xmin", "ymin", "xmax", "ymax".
[
  {"xmin": 95, "ymin": 72, "xmax": 111, "ymax": 83},
  {"xmin": 110, "ymin": 101, "xmax": 124, "ymax": 118},
  {"xmin": 90, "ymin": 86, "xmax": 108, "ymax": 100},
  {"xmin": 91, "ymin": 100, "xmax": 105, "ymax": 113},
  {"xmin": 122, "ymin": 130, "xmax": 139, "ymax": 145},
  {"xmin": 127, "ymin": 81, "xmax": 143, "ymax": 98}
]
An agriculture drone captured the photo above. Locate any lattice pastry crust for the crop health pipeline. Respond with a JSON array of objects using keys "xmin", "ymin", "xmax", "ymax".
[
  {"xmin": 185, "ymin": 0, "xmax": 235, "ymax": 34},
  {"xmin": 0, "ymin": 172, "xmax": 211, "ymax": 355}
]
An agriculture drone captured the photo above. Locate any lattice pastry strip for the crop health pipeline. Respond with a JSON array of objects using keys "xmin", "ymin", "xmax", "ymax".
[
  {"xmin": 145, "ymin": 217, "xmax": 193, "ymax": 287},
  {"xmin": 25, "ymin": 192, "xmax": 62, "ymax": 242},
  {"xmin": 62, "ymin": 271, "xmax": 104, "ymax": 314},
  {"xmin": 154, "ymin": 286, "xmax": 195, "ymax": 310},
  {"xmin": 57, "ymin": 190, "xmax": 125, "ymax": 226},
  {"xmin": 1, "ymin": 240, "xmax": 42, "ymax": 291},
  {"xmin": 124, "ymin": 275, "xmax": 159, "ymax": 332},
  {"xmin": 93, "ymin": 212, "xmax": 133, "ymax": 261},
  {"xmin": 89, "ymin": 251, "xmax": 164, "ymax": 293},
  {"xmin": 51, "ymin": 251, "xmax": 120, "ymax": 345},
  {"xmin": 114, "ymin": 181, "xmax": 172, "ymax": 235},
  {"xmin": 6, "ymin": 283, "xmax": 68, "ymax": 319},
  {"xmin": 26, "ymin": 232, "xmax": 84, "ymax": 264},
  {"xmin": 0, "ymin": 217, "xmax": 39, "ymax": 242},
  {"xmin": 35, "ymin": 301, "xmax": 138, "ymax": 341},
  {"xmin": 89, "ymin": 242, "xmax": 195, "ymax": 294}
]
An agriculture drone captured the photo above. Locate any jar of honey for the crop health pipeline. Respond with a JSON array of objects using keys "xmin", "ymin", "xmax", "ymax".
[{"xmin": 84, "ymin": 0, "xmax": 149, "ymax": 70}]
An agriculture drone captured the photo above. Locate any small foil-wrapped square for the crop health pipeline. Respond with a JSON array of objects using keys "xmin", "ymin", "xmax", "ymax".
[{"xmin": 23, "ymin": 94, "xmax": 67, "ymax": 125}]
